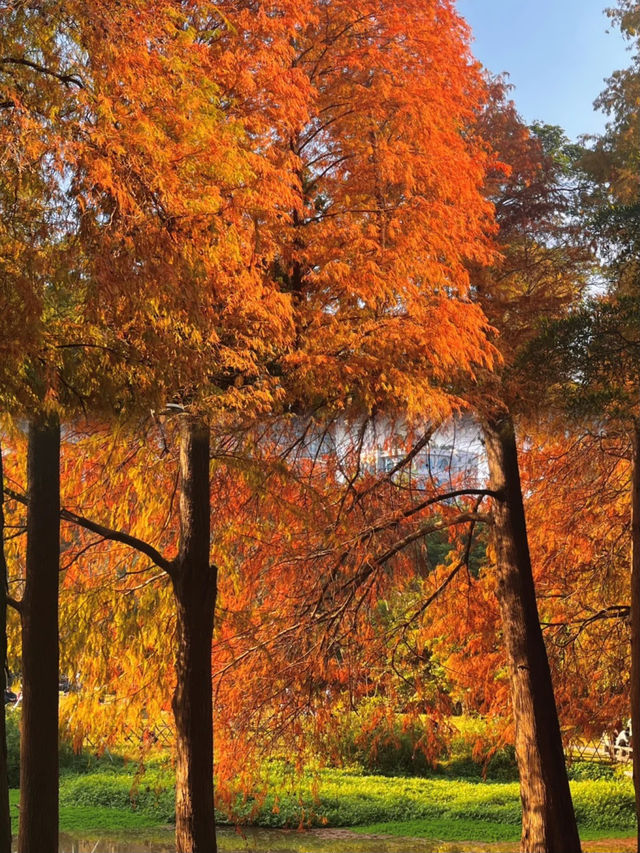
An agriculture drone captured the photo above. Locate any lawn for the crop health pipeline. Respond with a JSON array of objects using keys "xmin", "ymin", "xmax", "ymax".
[{"xmin": 7, "ymin": 762, "xmax": 636, "ymax": 844}]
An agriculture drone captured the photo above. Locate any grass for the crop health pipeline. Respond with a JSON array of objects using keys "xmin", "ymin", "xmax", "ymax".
[
  {"xmin": 8, "ymin": 788, "xmax": 166, "ymax": 836},
  {"xmin": 6, "ymin": 761, "xmax": 635, "ymax": 844},
  {"xmin": 353, "ymin": 818, "xmax": 636, "ymax": 844},
  {"xmin": 354, "ymin": 816, "xmax": 519, "ymax": 842},
  {"xmin": 274, "ymin": 771, "xmax": 636, "ymax": 832}
]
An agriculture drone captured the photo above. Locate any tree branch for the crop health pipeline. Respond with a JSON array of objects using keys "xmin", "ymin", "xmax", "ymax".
[
  {"xmin": 398, "ymin": 499, "xmax": 484, "ymax": 630},
  {"xmin": 60, "ymin": 508, "xmax": 174, "ymax": 576},
  {"xmin": 4, "ymin": 486, "xmax": 174, "ymax": 576},
  {"xmin": 338, "ymin": 489, "xmax": 497, "ymax": 555},
  {"xmin": 373, "ymin": 511, "xmax": 490, "ymax": 569},
  {"xmin": 0, "ymin": 57, "xmax": 84, "ymax": 88}
]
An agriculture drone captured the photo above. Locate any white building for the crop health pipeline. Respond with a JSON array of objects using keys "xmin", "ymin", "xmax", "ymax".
[{"xmin": 295, "ymin": 412, "xmax": 488, "ymax": 489}]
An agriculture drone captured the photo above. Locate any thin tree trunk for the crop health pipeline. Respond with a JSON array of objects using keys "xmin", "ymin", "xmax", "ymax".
[
  {"xmin": 483, "ymin": 413, "xmax": 581, "ymax": 853},
  {"xmin": 18, "ymin": 416, "xmax": 60, "ymax": 853},
  {"xmin": 0, "ymin": 445, "xmax": 12, "ymax": 853},
  {"xmin": 172, "ymin": 416, "xmax": 217, "ymax": 853},
  {"xmin": 630, "ymin": 416, "xmax": 640, "ymax": 853}
]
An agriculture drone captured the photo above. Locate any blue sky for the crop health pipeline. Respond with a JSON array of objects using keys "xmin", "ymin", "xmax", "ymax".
[{"xmin": 457, "ymin": 0, "xmax": 631, "ymax": 139}]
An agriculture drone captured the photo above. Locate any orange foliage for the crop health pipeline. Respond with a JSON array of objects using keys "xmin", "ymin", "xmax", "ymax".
[{"xmin": 2, "ymin": 0, "xmax": 511, "ymax": 817}]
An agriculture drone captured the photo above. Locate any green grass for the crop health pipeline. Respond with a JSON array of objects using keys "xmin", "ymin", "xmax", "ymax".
[
  {"xmin": 354, "ymin": 817, "xmax": 519, "ymax": 842},
  {"xmin": 8, "ymin": 789, "xmax": 166, "ymax": 836},
  {"xmin": 345, "ymin": 773, "xmax": 637, "ymax": 845},
  {"xmin": 275, "ymin": 771, "xmax": 635, "ymax": 832},
  {"xmin": 353, "ymin": 818, "xmax": 636, "ymax": 844},
  {"xmin": 6, "ymin": 763, "xmax": 637, "ymax": 843}
]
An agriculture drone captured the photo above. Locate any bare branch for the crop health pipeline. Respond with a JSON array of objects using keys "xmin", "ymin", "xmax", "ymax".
[
  {"xmin": 399, "ymin": 500, "xmax": 484, "ymax": 630},
  {"xmin": 122, "ymin": 573, "xmax": 166, "ymax": 594},
  {"xmin": 4, "ymin": 486, "xmax": 173, "ymax": 576},
  {"xmin": 60, "ymin": 508, "xmax": 174, "ymax": 576},
  {"xmin": 6, "ymin": 597, "xmax": 22, "ymax": 614},
  {"xmin": 336, "ymin": 489, "xmax": 496, "ymax": 557},
  {"xmin": 373, "ymin": 511, "xmax": 489, "ymax": 570},
  {"xmin": 0, "ymin": 57, "xmax": 84, "ymax": 88}
]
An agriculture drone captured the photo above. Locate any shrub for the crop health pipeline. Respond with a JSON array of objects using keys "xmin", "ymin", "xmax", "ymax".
[
  {"xmin": 567, "ymin": 760, "xmax": 616, "ymax": 781},
  {"xmin": 6, "ymin": 709, "xmax": 19, "ymax": 788},
  {"xmin": 322, "ymin": 700, "xmax": 447, "ymax": 777},
  {"xmin": 571, "ymin": 779, "xmax": 636, "ymax": 829},
  {"xmin": 434, "ymin": 747, "xmax": 518, "ymax": 782},
  {"xmin": 5, "ymin": 708, "xmax": 145, "ymax": 786},
  {"xmin": 323, "ymin": 707, "xmax": 519, "ymax": 781}
]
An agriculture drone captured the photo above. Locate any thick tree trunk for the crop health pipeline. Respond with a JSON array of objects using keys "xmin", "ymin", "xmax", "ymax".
[
  {"xmin": 630, "ymin": 417, "xmax": 640, "ymax": 853},
  {"xmin": 18, "ymin": 417, "xmax": 60, "ymax": 853},
  {"xmin": 172, "ymin": 416, "xmax": 217, "ymax": 853},
  {"xmin": 483, "ymin": 413, "xmax": 581, "ymax": 853},
  {"xmin": 0, "ymin": 446, "xmax": 12, "ymax": 853}
]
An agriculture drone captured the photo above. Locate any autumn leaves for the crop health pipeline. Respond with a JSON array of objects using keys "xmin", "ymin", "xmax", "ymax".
[{"xmin": 0, "ymin": 1, "xmax": 623, "ymax": 853}]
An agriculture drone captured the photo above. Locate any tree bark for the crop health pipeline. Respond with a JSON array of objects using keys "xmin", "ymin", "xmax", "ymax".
[
  {"xmin": 483, "ymin": 413, "xmax": 581, "ymax": 853},
  {"xmin": 172, "ymin": 416, "xmax": 217, "ymax": 853},
  {"xmin": 630, "ymin": 416, "xmax": 640, "ymax": 853},
  {"xmin": 0, "ymin": 445, "xmax": 12, "ymax": 853},
  {"xmin": 18, "ymin": 416, "xmax": 60, "ymax": 853}
]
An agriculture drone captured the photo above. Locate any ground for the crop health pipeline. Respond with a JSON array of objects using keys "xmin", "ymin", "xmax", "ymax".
[{"xmin": 8, "ymin": 763, "xmax": 636, "ymax": 852}]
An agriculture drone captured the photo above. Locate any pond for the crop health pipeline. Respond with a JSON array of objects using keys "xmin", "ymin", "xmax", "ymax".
[
  {"xmin": 48, "ymin": 828, "xmax": 517, "ymax": 853},
  {"xmin": 19, "ymin": 829, "xmax": 634, "ymax": 853}
]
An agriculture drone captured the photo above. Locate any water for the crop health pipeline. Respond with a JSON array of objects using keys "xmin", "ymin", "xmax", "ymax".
[{"xmin": 49, "ymin": 828, "xmax": 516, "ymax": 853}]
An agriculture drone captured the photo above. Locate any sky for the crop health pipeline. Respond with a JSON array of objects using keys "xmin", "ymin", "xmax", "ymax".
[{"xmin": 457, "ymin": 0, "xmax": 631, "ymax": 140}]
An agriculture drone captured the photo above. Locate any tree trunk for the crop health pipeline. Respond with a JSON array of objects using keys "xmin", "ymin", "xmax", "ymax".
[
  {"xmin": 483, "ymin": 413, "xmax": 581, "ymax": 853},
  {"xmin": 18, "ymin": 417, "xmax": 60, "ymax": 853},
  {"xmin": 0, "ymin": 446, "xmax": 12, "ymax": 853},
  {"xmin": 630, "ymin": 417, "xmax": 640, "ymax": 853},
  {"xmin": 172, "ymin": 416, "xmax": 217, "ymax": 853}
]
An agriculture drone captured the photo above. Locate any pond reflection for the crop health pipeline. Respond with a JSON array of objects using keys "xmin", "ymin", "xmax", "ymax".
[{"xmin": 45, "ymin": 828, "xmax": 515, "ymax": 853}]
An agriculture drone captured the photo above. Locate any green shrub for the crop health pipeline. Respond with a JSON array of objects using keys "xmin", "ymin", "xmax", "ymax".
[
  {"xmin": 433, "ymin": 746, "xmax": 518, "ymax": 782},
  {"xmin": 323, "ymin": 707, "xmax": 520, "ymax": 782},
  {"xmin": 322, "ymin": 700, "xmax": 447, "ymax": 778},
  {"xmin": 6, "ymin": 709, "xmax": 19, "ymax": 788},
  {"xmin": 567, "ymin": 760, "xmax": 616, "ymax": 781},
  {"xmin": 353, "ymin": 730, "xmax": 433, "ymax": 777},
  {"xmin": 5, "ymin": 707, "xmax": 135, "ymax": 785},
  {"xmin": 53, "ymin": 765, "xmax": 634, "ymax": 833},
  {"xmin": 216, "ymin": 766, "xmax": 635, "ymax": 831}
]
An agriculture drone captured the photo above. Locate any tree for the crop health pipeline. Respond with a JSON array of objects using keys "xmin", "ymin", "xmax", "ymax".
[
  {"xmin": 521, "ymin": 425, "xmax": 631, "ymax": 740},
  {"xmin": 5, "ymin": 1, "xmax": 500, "ymax": 849},
  {"xmin": 0, "ymin": 3, "xmax": 83, "ymax": 844},
  {"xmin": 275, "ymin": 0, "xmax": 497, "ymax": 420},
  {"xmin": 0, "ymin": 451, "xmax": 11, "ymax": 853},
  {"xmin": 532, "ymin": 250, "xmax": 640, "ymax": 847},
  {"xmin": 532, "ymin": 4, "xmax": 640, "ymax": 837},
  {"xmin": 1, "ymin": 1, "xmax": 308, "ymax": 847},
  {"xmin": 17, "ymin": 420, "xmax": 60, "ymax": 852},
  {"xmin": 592, "ymin": 15, "xmax": 640, "ymax": 830},
  {"xmin": 467, "ymin": 85, "xmax": 591, "ymax": 853}
]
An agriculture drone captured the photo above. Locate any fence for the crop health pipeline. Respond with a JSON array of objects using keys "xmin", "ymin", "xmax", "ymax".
[
  {"xmin": 84, "ymin": 721, "xmax": 634, "ymax": 766},
  {"xmin": 82, "ymin": 720, "xmax": 175, "ymax": 753},
  {"xmin": 568, "ymin": 734, "xmax": 632, "ymax": 765}
]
